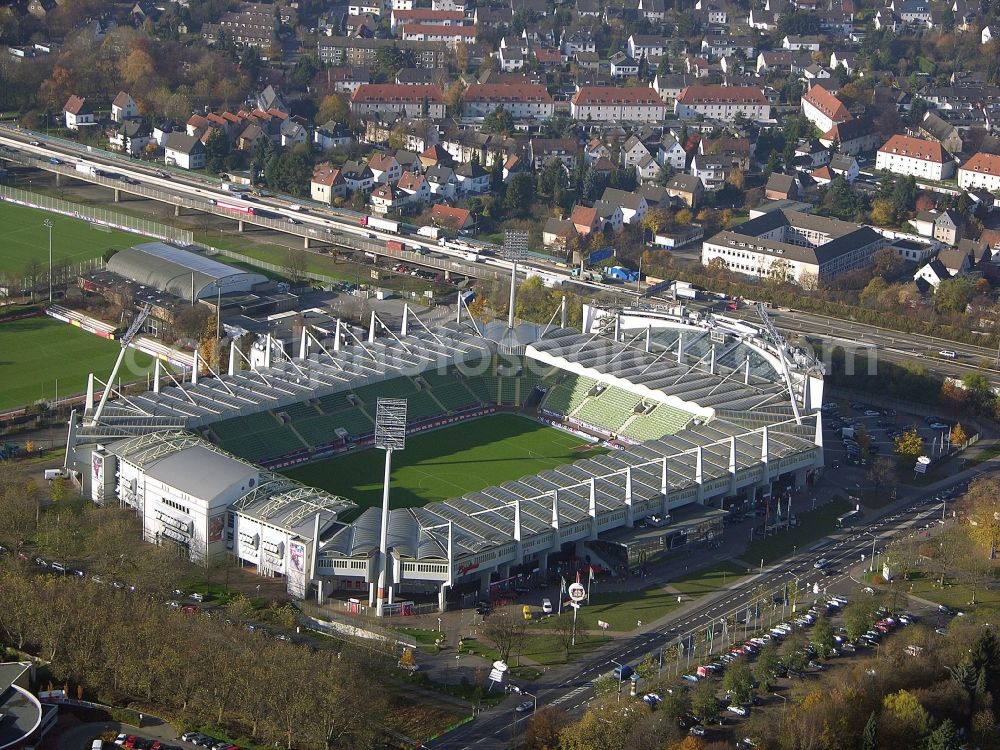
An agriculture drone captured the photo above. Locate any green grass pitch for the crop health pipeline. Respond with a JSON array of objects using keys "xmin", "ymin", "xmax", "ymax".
[
  {"xmin": 284, "ymin": 414, "xmax": 607, "ymax": 516},
  {"xmin": 0, "ymin": 316, "xmax": 154, "ymax": 411},
  {"xmin": 0, "ymin": 200, "xmax": 145, "ymax": 274}
]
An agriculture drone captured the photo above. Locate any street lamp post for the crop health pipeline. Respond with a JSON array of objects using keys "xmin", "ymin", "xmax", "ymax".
[
  {"xmin": 611, "ymin": 659, "xmax": 625, "ymax": 701},
  {"xmin": 868, "ymin": 532, "xmax": 878, "ymax": 573},
  {"xmin": 43, "ymin": 219, "xmax": 53, "ymax": 303}
]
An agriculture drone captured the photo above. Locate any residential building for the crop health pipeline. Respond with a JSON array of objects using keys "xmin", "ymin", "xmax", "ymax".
[
  {"xmin": 389, "ymin": 8, "xmax": 466, "ymax": 32},
  {"xmin": 609, "ymin": 53, "xmax": 640, "ymax": 78},
  {"xmin": 163, "ymin": 132, "xmax": 206, "ymax": 170},
  {"xmin": 341, "ymin": 160, "xmax": 375, "ymax": 192},
  {"xmin": 201, "ymin": 4, "xmax": 278, "ymax": 52},
  {"xmin": 529, "ymin": 138, "xmax": 579, "ymax": 170},
  {"xmin": 658, "ymin": 137, "xmax": 687, "ymax": 171},
  {"xmin": 430, "ymin": 204, "xmax": 473, "ymax": 230},
  {"xmin": 691, "ymin": 153, "xmax": 728, "ymax": 191},
  {"xmin": 819, "ymin": 116, "xmax": 881, "ymax": 155},
  {"xmin": 782, "ymin": 35, "xmax": 822, "ymax": 50},
  {"xmin": 63, "ymin": 95, "xmax": 95, "ymax": 130},
  {"xmin": 933, "ymin": 209, "xmax": 963, "ymax": 246},
  {"xmin": 958, "ymin": 152, "xmax": 1000, "ymax": 194},
  {"xmin": 765, "ymin": 173, "xmax": 799, "ymax": 201},
  {"xmin": 918, "ymin": 112, "xmax": 963, "ymax": 154},
  {"xmin": 627, "ymin": 34, "xmax": 667, "ymax": 60},
  {"xmin": 111, "ymin": 91, "xmax": 138, "ymax": 123},
  {"xmin": 109, "ymin": 119, "xmax": 152, "ymax": 156},
  {"xmin": 665, "ymin": 174, "xmax": 704, "ymax": 208},
  {"xmin": 830, "ymin": 154, "xmax": 860, "ymax": 182},
  {"xmin": 311, "ymin": 163, "xmax": 347, "ymax": 203},
  {"xmin": 314, "ymin": 121, "xmax": 354, "ymax": 151},
  {"xmin": 876, "ymin": 134, "xmax": 954, "ymax": 181},
  {"xmin": 674, "ymin": 85, "xmax": 770, "ymax": 122},
  {"xmin": 370, "ymin": 183, "xmax": 406, "ymax": 214},
  {"xmin": 397, "ymin": 171, "xmax": 430, "ymax": 204},
  {"xmin": 455, "ymin": 160, "xmax": 490, "ymax": 194},
  {"xmin": 463, "ymin": 84, "xmax": 554, "ymax": 119},
  {"xmin": 601, "ymin": 187, "xmax": 648, "ymax": 225},
  {"xmin": 621, "ymin": 135, "xmax": 653, "ymax": 170},
  {"xmin": 570, "ymin": 87, "xmax": 667, "ymax": 123},
  {"xmin": 318, "ymin": 38, "xmax": 448, "ymax": 70},
  {"xmin": 425, "ymin": 165, "xmax": 458, "ymax": 200},
  {"xmin": 801, "ymin": 85, "xmax": 852, "ymax": 134},
  {"xmin": 349, "ymin": 84, "xmax": 446, "ymax": 118},
  {"xmin": 369, "ymin": 153, "xmax": 402, "ymax": 184},
  {"xmin": 701, "ymin": 209, "xmax": 887, "ymax": 285},
  {"xmin": 401, "ymin": 24, "xmax": 477, "ymax": 47}
]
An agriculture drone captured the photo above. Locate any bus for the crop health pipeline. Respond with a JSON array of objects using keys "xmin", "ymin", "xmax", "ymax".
[{"xmin": 837, "ymin": 509, "xmax": 861, "ymax": 528}]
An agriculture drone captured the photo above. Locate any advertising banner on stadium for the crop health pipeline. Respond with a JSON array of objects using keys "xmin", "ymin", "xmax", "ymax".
[
  {"xmin": 207, "ymin": 513, "xmax": 225, "ymax": 543},
  {"xmin": 287, "ymin": 541, "xmax": 308, "ymax": 599}
]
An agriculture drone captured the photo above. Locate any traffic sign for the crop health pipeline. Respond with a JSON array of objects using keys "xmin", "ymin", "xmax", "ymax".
[
  {"xmin": 568, "ymin": 582, "xmax": 586, "ymax": 601},
  {"xmin": 597, "ymin": 620, "xmax": 610, "ymax": 630}
]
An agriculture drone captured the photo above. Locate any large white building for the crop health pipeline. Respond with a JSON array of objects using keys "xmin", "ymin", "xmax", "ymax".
[
  {"xmin": 800, "ymin": 85, "xmax": 851, "ymax": 134},
  {"xmin": 674, "ymin": 85, "xmax": 770, "ymax": 122},
  {"xmin": 349, "ymin": 84, "xmax": 446, "ymax": 118},
  {"xmin": 570, "ymin": 87, "xmax": 667, "ymax": 122},
  {"xmin": 463, "ymin": 84, "xmax": 555, "ymax": 119},
  {"xmin": 958, "ymin": 152, "xmax": 1000, "ymax": 193},
  {"xmin": 702, "ymin": 209, "xmax": 887, "ymax": 286},
  {"xmin": 876, "ymin": 134, "xmax": 955, "ymax": 181}
]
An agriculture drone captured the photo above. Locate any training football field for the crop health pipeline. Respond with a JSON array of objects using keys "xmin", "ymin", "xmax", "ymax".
[
  {"xmin": 284, "ymin": 414, "xmax": 607, "ymax": 515},
  {"xmin": 0, "ymin": 200, "xmax": 144, "ymax": 274},
  {"xmin": 0, "ymin": 316, "xmax": 153, "ymax": 411}
]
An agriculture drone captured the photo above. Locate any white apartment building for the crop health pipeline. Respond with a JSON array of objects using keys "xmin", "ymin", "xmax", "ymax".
[
  {"xmin": 876, "ymin": 134, "xmax": 955, "ymax": 181},
  {"xmin": 674, "ymin": 85, "xmax": 770, "ymax": 122},
  {"xmin": 800, "ymin": 85, "xmax": 851, "ymax": 134},
  {"xmin": 463, "ymin": 84, "xmax": 555, "ymax": 119},
  {"xmin": 570, "ymin": 87, "xmax": 667, "ymax": 122},
  {"xmin": 958, "ymin": 152, "xmax": 1000, "ymax": 193}
]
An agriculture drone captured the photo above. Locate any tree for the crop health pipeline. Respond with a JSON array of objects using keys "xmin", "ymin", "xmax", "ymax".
[
  {"xmin": 868, "ymin": 456, "xmax": 894, "ymax": 490},
  {"xmin": 481, "ymin": 106, "xmax": 515, "ymax": 135},
  {"xmin": 722, "ymin": 659, "xmax": 755, "ymax": 705},
  {"xmin": 752, "ymin": 640, "xmax": 780, "ymax": 688},
  {"xmin": 204, "ymin": 128, "xmax": 229, "ymax": 174},
  {"xmin": 284, "ymin": 248, "xmax": 308, "ymax": 283},
  {"xmin": 926, "ymin": 719, "xmax": 961, "ymax": 750},
  {"xmin": 895, "ymin": 429, "xmax": 924, "ymax": 461},
  {"xmin": 524, "ymin": 706, "xmax": 570, "ymax": 750},
  {"xmin": 870, "ymin": 197, "xmax": 896, "ymax": 226},
  {"xmin": 880, "ymin": 689, "xmax": 932, "ymax": 747},
  {"xmin": 934, "ymin": 276, "xmax": 976, "ymax": 315},
  {"xmin": 316, "ymin": 94, "xmax": 349, "ymax": 126},
  {"xmin": 843, "ymin": 600, "xmax": 876, "ymax": 641},
  {"xmin": 861, "ymin": 711, "xmax": 878, "ymax": 750},
  {"xmin": 481, "ymin": 609, "xmax": 526, "ymax": 664},
  {"xmin": 811, "ymin": 615, "xmax": 835, "ymax": 659},
  {"xmin": 958, "ymin": 476, "xmax": 1000, "ymax": 558},
  {"xmin": 558, "ymin": 702, "xmax": 637, "ymax": 750},
  {"xmin": 691, "ymin": 679, "xmax": 719, "ymax": 724},
  {"xmin": 504, "ymin": 173, "xmax": 534, "ymax": 215},
  {"xmin": 950, "ymin": 422, "xmax": 968, "ymax": 446}
]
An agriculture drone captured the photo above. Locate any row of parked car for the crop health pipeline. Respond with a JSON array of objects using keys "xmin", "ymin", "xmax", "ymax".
[{"xmin": 179, "ymin": 731, "xmax": 241, "ymax": 750}]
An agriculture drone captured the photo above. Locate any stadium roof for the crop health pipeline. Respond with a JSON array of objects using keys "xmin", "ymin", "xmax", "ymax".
[
  {"xmin": 106, "ymin": 242, "xmax": 268, "ymax": 300},
  {"xmin": 77, "ymin": 322, "xmax": 494, "ymax": 441},
  {"xmin": 233, "ymin": 472, "xmax": 356, "ymax": 538},
  {"xmin": 107, "ymin": 431, "xmax": 259, "ymax": 500}
]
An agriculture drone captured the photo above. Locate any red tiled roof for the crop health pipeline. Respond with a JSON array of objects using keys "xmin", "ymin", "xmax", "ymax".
[
  {"xmin": 430, "ymin": 204, "xmax": 472, "ymax": 227},
  {"xmin": 369, "ymin": 152, "xmax": 398, "ymax": 171},
  {"xmin": 312, "ymin": 163, "xmax": 342, "ymax": 186},
  {"xmin": 676, "ymin": 85, "xmax": 767, "ymax": 105},
  {"xmin": 351, "ymin": 84, "xmax": 445, "ymax": 104},
  {"xmin": 397, "ymin": 171, "xmax": 425, "ymax": 191},
  {"xmin": 402, "ymin": 24, "xmax": 477, "ymax": 36},
  {"xmin": 960, "ymin": 152, "xmax": 1000, "ymax": 176},
  {"xmin": 878, "ymin": 134, "xmax": 948, "ymax": 163},
  {"xmin": 464, "ymin": 84, "xmax": 552, "ymax": 103},
  {"xmin": 802, "ymin": 85, "xmax": 851, "ymax": 122},
  {"xmin": 112, "ymin": 91, "xmax": 132, "ymax": 109},
  {"xmin": 571, "ymin": 86, "xmax": 663, "ymax": 105},
  {"xmin": 571, "ymin": 204, "xmax": 598, "ymax": 228},
  {"xmin": 64, "ymin": 95, "xmax": 89, "ymax": 115}
]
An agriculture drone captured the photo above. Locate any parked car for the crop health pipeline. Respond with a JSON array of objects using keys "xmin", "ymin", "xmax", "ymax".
[
  {"xmin": 728, "ymin": 705, "xmax": 748, "ymax": 716},
  {"xmin": 515, "ymin": 700, "xmax": 534, "ymax": 713},
  {"xmin": 690, "ymin": 726, "xmax": 707, "ymax": 736},
  {"xmin": 612, "ymin": 664, "xmax": 634, "ymax": 681}
]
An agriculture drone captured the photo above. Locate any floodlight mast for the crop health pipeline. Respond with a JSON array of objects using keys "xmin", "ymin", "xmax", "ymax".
[
  {"xmin": 89, "ymin": 302, "xmax": 154, "ymax": 426},
  {"xmin": 504, "ymin": 231, "xmax": 528, "ymax": 330},
  {"xmin": 374, "ymin": 397, "xmax": 407, "ymax": 617}
]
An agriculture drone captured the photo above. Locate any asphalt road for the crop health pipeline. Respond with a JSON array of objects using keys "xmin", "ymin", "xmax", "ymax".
[{"xmin": 424, "ymin": 464, "xmax": 991, "ymax": 750}]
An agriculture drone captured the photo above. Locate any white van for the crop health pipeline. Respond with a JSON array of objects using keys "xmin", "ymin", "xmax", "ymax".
[
  {"xmin": 939, "ymin": 350, "xmax": 957, "ymax": 359},
  {"xmin": 542, "ymin": 598, "xmax": 553, "ymax": 614}
]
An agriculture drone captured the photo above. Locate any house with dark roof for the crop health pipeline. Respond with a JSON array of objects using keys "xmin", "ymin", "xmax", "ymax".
[
  {"xmin": 766, "ymin": 173, "xmax": 799, "ymax": 200},
  {"xmin": 341, "ymin": 160, "xmax": 375, "ymax": 192},
  {"xmin": 665, "ymin": 174, "xmax": 704, "ymax": 208},
  {"xmin": 918, "ymin": 112, "xmax": 963, "ymax": 155},
  {"xmin": 819, "ymin": 116, "xmax": 882, "ymax": 156},
  {"xmin": 109, "ymin": 119, "xmax": 152, "ymax": 156},
  {"xmin": 163, "ymin": 132, "xmax": 206, "ymax": 170}
]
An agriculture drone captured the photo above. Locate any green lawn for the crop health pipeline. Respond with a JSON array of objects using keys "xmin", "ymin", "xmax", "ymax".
[
  {"xmin": 899, "ymin": 570, "xmax": 1000, "ymax": 612},
  {"xmin": 284, "ymin": 414, "xmax": 606, "ymax": 514},
  {"xmin": 744, "ymin": 498, "xmax": 853, "ymax": 565},
  {"xmin": 0, "ymin": 199, "xmax": 144, "ymax": 274},
  {"xmin": 0, "ymin": 315, "xmax": 153, "ymax": 410}
]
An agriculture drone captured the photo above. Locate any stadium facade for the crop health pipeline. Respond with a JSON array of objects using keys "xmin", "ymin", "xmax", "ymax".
[{"xmin": 65, "ymin": 302, "xmax": 825, "ymax": 613}]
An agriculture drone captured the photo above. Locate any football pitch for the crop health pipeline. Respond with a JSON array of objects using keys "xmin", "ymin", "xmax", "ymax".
[
  {"xmin": 0, "ymin": 315, "xmax": 153, "ymax": 411},
  {"xmin": 0, "ymin": 200, "xmax": 145, "ymax": 274},
  {"xmin": 284, "ymin": 414, "xmax": 607, "ymax": 515}
]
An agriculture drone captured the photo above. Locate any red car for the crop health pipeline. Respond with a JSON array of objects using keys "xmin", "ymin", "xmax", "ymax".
[
  {"xmin": 122, "ymin": 737, "xmax": 138, "ymax": 749},
  {"xmin": 181, "ymin": 604, "xmax": 198, "ymax": 614}
]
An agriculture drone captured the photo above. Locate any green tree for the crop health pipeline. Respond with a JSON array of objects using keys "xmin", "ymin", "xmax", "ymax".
[
  {"xmin": 934, "ymin": 276, "xmax": 975, "ymax": 314},
  {"xmin": 722, "ymin": 659, "xmax": 755, "ymax": 705},
  {"xmin": 925, "ymin": 718, "xmax": 960, "ymax": 750},
  {"xmin": 691, "ymin": 679, "xmax": 719, "ymax": 724},
  {"xmin": 861, "ymin": 711, "xmax": 878, "ymax": 750},
  {"xmin": 843, "ymin": 600, "xmax": 876, "ymax": 641},
  {"xmin": 481, "ymin": 106, "xmax": 515, "ymax": 135},
  {"xmin": 752, "ymin": 640, "xmax": 780, "ymax": 688},
  {"xmin": 504, "ymin": 173, "xmax": 534, "ymax": 215},
  {"xmin": 812, "ymin": 615, "xmax": 835, "ymax": 659},
  {"xmin": 204, "ymin": 128, "xmax": 229, "ymax": 174},
  {"xmin": 659, "ymin": 687, "xmax": 693, "ymax": 723}
]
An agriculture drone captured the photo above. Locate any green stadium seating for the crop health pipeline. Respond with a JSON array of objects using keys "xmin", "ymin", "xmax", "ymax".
[
  {"xmin": 210, "ymin": 412, "xmax": 280, "ymax": 441},
  {"xmin": 499, "ymin": 377, "xmax": 517, "ymax": 404},
  {"xmin": 621, "ymin": 404, "xmax": 694, "ymax": 442},
  {"xmin": 294, "ymin": 408, "xmax": 374, "ymax": 445},
  {"xmin": 463, "ymin": 374, "xmax": 499, "ymax": 404},
  {"xmin": 317, "ymin": 392, "xmax": 355, "ymax": 414},
  {"xmin": 431, "ymin": 380, "xmax": 481, "ymax": 411},
  {"xmin": 541, "ymin": 375, "xmax": 597, "ymax": 416},
  {"xmin": 406, "ymin": 391, "xmax": 445, "ymax": 421},
  {"xmin": 353, "ymin": 376, "xmax": 417, "ymax": 403},
  {"xmin": 279, "ymin": 400, "xmax": 320, "ymax": 420},
  {"xmin": 574, "ymin": 386, "xmax": 642, "ymax": 432}
]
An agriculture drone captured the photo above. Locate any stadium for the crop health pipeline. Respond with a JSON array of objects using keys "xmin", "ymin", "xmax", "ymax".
[{"xmin": 64, "ymin": 296, "xmax": 825, "ymax": 612}]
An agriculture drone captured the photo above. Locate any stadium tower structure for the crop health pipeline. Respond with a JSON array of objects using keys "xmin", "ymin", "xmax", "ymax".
[{"xmin": 62, "ymin": 300, "xmax": 825, "ymax": 612}]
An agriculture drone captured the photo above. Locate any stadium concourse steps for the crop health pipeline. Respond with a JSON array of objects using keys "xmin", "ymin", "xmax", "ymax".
[
  {"xmin": 539, "ymin": 373, "xmax": 695, "ymax": 442},
  {"xmin": 204, "ymin": 367, "xmax": 544, "ymax": 462}
]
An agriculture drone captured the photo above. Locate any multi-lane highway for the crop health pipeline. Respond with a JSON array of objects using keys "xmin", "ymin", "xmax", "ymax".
[{"xmin": 424, "ymin": 468, "xmax": 988, "ymax": 750}]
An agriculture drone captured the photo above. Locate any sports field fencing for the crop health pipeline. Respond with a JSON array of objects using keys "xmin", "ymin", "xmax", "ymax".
[{"xmin": 0, "ymin": 185, "xmax": 194, "ymax": 245}]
